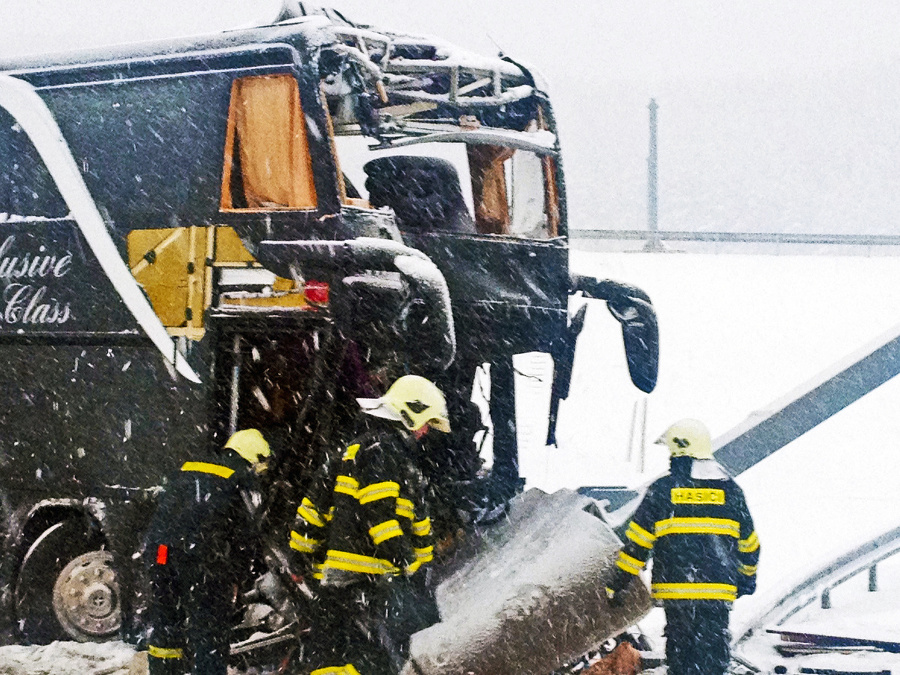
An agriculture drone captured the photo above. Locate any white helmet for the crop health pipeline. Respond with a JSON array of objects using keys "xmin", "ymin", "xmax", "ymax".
[
  {"xmin": 357, "ymin": 375, "xmax": 450, "ymax": 433},
  {"xmin": 654, "ymin": 418, "xmax": 713, "ymax": 460}
]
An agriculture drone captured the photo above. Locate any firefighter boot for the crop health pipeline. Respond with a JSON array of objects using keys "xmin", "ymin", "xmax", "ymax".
[{"xmin": 147, "ymin": 646, "xmax": 186, "ymax": 675}]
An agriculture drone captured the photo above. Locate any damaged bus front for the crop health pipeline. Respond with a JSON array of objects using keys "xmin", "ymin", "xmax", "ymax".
[{"xmin": 0, "ymin": 5, "xmax": 657, "ymax": 671}]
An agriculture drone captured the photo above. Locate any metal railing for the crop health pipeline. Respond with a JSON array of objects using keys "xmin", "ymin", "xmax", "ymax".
[{"xmin": 571, "ymin": 229, "xmax": 900, "ymax": 247}]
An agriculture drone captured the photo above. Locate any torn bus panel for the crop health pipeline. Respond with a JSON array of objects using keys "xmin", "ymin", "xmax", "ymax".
[{"xmin": 404, "ymin": 490, "xmax": 653, "ymax": 675}]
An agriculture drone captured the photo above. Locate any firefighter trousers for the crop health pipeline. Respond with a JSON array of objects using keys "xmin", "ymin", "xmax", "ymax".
[
  {"xmin": 663, "ymin": 600, "xmax": 731, "ymax": 675},
  {"xmin": 305, "ymin": 584, "xmax": 408, "ymax": 675},
  {"xmin": 145, "ymin": 547, "xmax": 233, "ymax": 675}
]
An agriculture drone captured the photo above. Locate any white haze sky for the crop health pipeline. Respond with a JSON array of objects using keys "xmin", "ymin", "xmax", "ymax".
[
  {"xmin": 3, "ymin": 1, "xmax": 899, "ymax": 78},
  {"xmin": 3, "ymin": 1, "xmax": 900, "ymax": 233}
]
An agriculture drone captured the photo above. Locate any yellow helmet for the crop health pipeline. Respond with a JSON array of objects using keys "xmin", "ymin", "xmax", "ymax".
[
  {"xmin": 225, "ymin": 429, "xmax": 272, "ymax": 467},
  {"xmin": 357, "ymin": 375, "xmax": 451, "ymax": 433},
  {"xmin": 654, "ymin": 418, "xmax": 713, "ymax": 460}
]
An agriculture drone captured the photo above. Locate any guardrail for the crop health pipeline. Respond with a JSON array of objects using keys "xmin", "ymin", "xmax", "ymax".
[
  {"xmin": 570, "ymin": 230, "xmax": 900, "ymax": 255},
  {"xmin": 571, "ymin": 229, "xmax": 900, "ymax": 246},
  {"xmin": 737, "ymin": 525, "xmax": 900, "ymax": 637}
]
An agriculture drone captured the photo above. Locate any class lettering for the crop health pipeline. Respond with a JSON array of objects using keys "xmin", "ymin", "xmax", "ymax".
[
  {"xmin": 4, "ymin": 284, "xmax": 71, "ymax": 325},
  {"xmin": 0, "ymin": 235, "xmax": 73, "ymax": 326}
]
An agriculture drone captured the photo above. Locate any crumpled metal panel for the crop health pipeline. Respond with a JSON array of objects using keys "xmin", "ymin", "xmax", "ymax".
[{"xmin": 404, "ymin": 488, "xmax": 652, "ymax": 675}]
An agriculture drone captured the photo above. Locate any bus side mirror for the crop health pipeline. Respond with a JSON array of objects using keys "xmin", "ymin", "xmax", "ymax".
[
  {"xmin": 606, "ymin": 293, "xmax": 658, "ymax": 393},
  {"xmin": 570, "ymin": 274, "xmax": 659, "ymax": 394}
]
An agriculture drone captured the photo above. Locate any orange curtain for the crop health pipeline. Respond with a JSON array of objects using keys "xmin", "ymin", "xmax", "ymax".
[
  {"xmin": 223, "ymin": 74, "xmax": 317, "ymax": 209},
  {"xmin": 468, "ymin": 144, "xmax": 515, "ymax": 234}
]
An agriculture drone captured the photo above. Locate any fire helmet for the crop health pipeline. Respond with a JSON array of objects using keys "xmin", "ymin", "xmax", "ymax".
[
  {"xmin": 225, "ymin": 428, "xmax": 272, "ymax": 467},
  {"xmin": 357, "ymin": 375, "xmax": 451, "ymax": 433},
  {"xmin": 654, "ymin": 418, "xmax": 713, "ymax": 460}
]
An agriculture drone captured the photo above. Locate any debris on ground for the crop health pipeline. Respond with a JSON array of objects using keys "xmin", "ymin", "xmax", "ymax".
[{"xmin": 582, "ymin": 642, "xmax": 642, "ymax": 675}]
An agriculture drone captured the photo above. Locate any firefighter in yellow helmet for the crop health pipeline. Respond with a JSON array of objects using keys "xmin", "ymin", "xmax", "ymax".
[
  {"xmin": 288, "ymin": 375, "xmax": 450, "ymax": 675},
  {"xmin": 143, "ymin": 429, "xmax": 271, "ymax": 675},
  {"xmin": 605, "ymin": 419, "xmax": 760, "ymax": 675}
]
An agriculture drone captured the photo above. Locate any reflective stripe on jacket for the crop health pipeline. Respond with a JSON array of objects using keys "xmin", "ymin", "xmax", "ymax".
[
  {"xmin": 616, "ymin": 459, "xmax": 759, "ymax": 602},
  {"xmin": 289, "ymin": 422, "xmax": 434, "ymax": 586}
]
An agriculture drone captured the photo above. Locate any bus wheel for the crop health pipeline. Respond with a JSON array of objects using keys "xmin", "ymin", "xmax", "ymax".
[
  {"xmin": 15, "ymin": 519, "xmax": 122, "ymax": 643},
  {"xmin": 53, "ymin": 549, "xmax": 122, "ymax": 642}
]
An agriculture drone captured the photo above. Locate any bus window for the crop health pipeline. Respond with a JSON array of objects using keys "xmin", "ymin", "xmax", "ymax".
[
  {"xmin": 469, "ymin": 144, "xmax": 556, "ymax": 239},
  {"xmin": 509, "ymin": 150, "xmax": 554, "ymax": 238},
  {"xmin": 468, "ymin": 145, "xmax": 514, "ymax": 234},
  {"xmin": 331, "ymin": 134, "xmax": 557, "ymax": 239},
  {"xmin": 333, "ymin": 137, "xmax": 477, "ymax": 233},
  {"xmin": 220, "ymin": 74, "xmax": 318, "ymax": 211}
]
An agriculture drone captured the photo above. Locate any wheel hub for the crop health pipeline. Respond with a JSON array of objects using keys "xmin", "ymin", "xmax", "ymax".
[{"xmin": 52, "ymin": 550, "xmax": 121, "ymax": 640}]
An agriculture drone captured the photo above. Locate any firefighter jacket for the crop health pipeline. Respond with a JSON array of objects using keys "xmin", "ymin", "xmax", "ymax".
[
  {"xmin": 614, "ymin": 457, "xmax": 760, "ymax": 602},
  {"xmin": 288, "ymin": 420, "xmax": 435, "ymax": 587},
  {"xmin": 144, "ymin": 450, "xmax": 258, "ymax": 575}
]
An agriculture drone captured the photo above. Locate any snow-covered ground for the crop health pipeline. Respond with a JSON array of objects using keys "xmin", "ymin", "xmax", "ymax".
[
  {"xmin": 514, "ymin": 248, "xmax": 900, "ymax": 670},
  {"xmin": 522, "ymin": 251, "xmax": 900, "ymax": 583},
  {"xmin": 0, "ymin": 641, "xmax": 134, "ymax": 674},
  {"xmin": 738, "ymin": 548, "xmax": 900, "ymax": 673}
]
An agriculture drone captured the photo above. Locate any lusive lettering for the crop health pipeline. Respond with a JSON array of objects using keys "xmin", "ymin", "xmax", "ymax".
[{"xmin": 0, "ymin": 235, "xmax": 73, "ymax": 325}]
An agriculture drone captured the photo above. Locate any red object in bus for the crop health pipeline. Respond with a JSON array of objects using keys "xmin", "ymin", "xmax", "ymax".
[{"xmin": 305, "ymin": 281, "xmax": 329, "ymax": 304}]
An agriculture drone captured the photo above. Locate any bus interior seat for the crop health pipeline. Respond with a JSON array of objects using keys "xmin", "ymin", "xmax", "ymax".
[{"xmin": 363, "ymin": 156, "xmax": 476, "ymax": 234}]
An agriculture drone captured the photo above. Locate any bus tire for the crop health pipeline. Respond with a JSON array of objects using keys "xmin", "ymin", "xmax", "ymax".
[{"xmin": 14, "ymin": 519, "xmax": 122, "ymax": 644}]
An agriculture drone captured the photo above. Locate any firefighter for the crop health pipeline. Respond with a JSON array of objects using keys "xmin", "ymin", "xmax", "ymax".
[
  {"xmin": 288, "ymin": 374, "xmax": 450, "ymax": 675},
  {"xmin": 143, "ymin": 428, "xmax": 271, "ymax": 675},
  {"xmin": 605, "ymin": 419, "xmax": 760, "ymax": 675}
]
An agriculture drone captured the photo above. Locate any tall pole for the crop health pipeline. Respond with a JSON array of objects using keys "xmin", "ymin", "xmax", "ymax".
[{"xmin": 646, "ymin": 98, "xmax": 662, "ymax": 251}]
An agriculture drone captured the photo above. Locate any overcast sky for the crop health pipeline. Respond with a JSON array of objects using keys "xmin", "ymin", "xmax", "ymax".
[
  {"xmin": 4, "ymin": 1, "xmax": 899, "ymax": 78},
  {"xmin": 3, "ymin": 1, "xmax": 900, "ymax": 233}
]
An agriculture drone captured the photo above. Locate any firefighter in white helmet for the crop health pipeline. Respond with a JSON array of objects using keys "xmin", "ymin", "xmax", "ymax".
[
  {"xmin": 288, "ymin": 375, "xmax": 450, "ymax": 675},
  {"xmin": 605, "ymin": 419, "xmax": 760, "ymax": 675}
]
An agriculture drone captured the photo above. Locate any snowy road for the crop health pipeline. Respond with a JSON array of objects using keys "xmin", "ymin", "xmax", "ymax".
[{"xmin": 0, "ymin": 641, "xmax": 135, "ymax": 675}]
